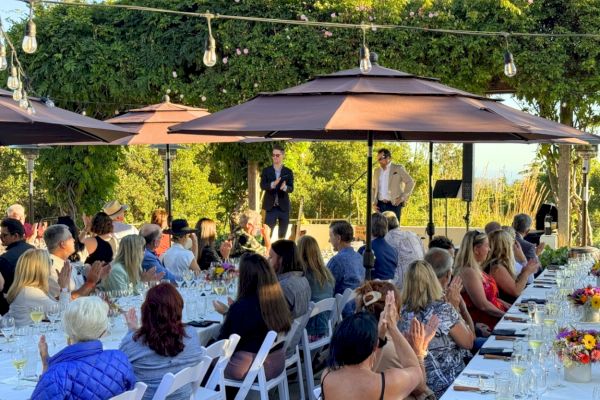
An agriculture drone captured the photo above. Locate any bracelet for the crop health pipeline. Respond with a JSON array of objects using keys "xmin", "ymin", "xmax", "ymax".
[{"xmin": 417, "ymin": 350, "xmax": 428, "ymax": 359}]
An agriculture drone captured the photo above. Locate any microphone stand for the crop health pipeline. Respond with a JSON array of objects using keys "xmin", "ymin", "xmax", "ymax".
[{"xmin": 342, "ymin": 170, "xmax": 368, "ymax": 222}]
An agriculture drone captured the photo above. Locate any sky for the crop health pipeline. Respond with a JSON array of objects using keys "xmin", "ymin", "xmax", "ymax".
[{"xmin": 1, "ymin": 1, "xmax": 538, "ymax": 181}]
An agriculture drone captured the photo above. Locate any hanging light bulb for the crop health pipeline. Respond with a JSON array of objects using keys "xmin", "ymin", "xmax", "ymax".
[
  {"xmin": 22, "ymin": 3, "xmax": 37, "ymax": 54},
  {"xmin": 0, "ymin": 42, "xmax": 7, "ymax": 71},
  {"xmin": 7, "ymin": 65, "xmax": 19, "ymax": 90},
  {"xmin": 358, "ymin": 27, "xmax": 372, "ymax": 73},
  {"xmin": 504, "ymin": 50, "xmax": 517, "ymax": 77},
  {"xmin": 19, "ymin": 91, "xmax": 29, "ymax": 109},
  {"xmin": 503, "ymin": 35, "xmax": 517, "ymax": 77},
  {"xmin": 12, "ymin": 81, "xmax": 23, "ymax": 101},
  {"xmin": 202, "ymin": 16, "xmax": 217, "ymax": 67}
]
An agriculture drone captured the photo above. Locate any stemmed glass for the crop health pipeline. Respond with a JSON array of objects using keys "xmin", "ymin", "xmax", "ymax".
[
  {"xmin": 11, "ymin": 347, "xmax": 27, "ymax": 389},
  {"xmin": 213, "ymin": 279, "xmax": 227, "ymax": 296},
  {"xmin": 530, "ymin": 367, "xmax": 548, "ymax": 400},
  {"xmin": 29, "ymin": 306, "xmax": 44, "ymax": 331},
  {"xmin": 511, "ymin": 354, "xmax": 527, "ymax": 398},
  {"xmin": 527, "ymin": 301, "xmax": 537, "ymax": 326},
  {"xmin": 46, "ymin": 303, "xmax": 61, "ymax": 332},
  {"xmin": 528, "ymin": 324, "xmax": 544, "ymax": 358},
  {"xmin": 183, "ymin": 270, "xmax": 194, "ymax": 288},
  {"xmin": 0, "ymin": 315, "xmax": 15, "ymax": 342}
]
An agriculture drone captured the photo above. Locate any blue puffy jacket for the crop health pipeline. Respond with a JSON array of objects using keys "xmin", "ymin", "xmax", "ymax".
[{"xmin": 32, "ymin": 340, "xmax": 136, "ymax": 400}]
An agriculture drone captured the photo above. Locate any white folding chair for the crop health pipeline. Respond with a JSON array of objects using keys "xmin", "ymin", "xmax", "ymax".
[
  {"xmin": 223, "ymin": 330, "xmax": 290, "ymax": 400},
  {"xmin": 333, "ymin": 288, "xmax": 355, "ymax": 326},
  {"xmin": 152, "ymin": 356, "xmax": 212, "ymax": 400},
  {"xmin": 196, "ymin": 334, "xmax": 241, "ymax": 400},
  {"xmin": 301, "ymin": 298, "xmax": 336, "ymax": 400},
  {"xmin": 110, "ymin": 382, "xmax": 148, "ymax": 400},
  {"xmin": 313, "ymin": 386, "xmax": 322, "ymax": 400},
  {"xmin": 284, "ymin": 304, "xmax": 314, "ymax": 400}
]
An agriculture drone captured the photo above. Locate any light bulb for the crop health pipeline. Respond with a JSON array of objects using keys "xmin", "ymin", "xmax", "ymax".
[
  {"xmin": 22, "ymin": 19, "xmax": 37, "ymax": 54},
  {"xmin": 359, "ymin": 45, "xmax": 372, "ymax": 73},
  {"xmin": 0, "ymin": 44, "xmax": 6, "ymax": 71},
  {"xmin": 7, "ymin": 66, "xmax": 19, "ymax": 90},
  {"xmin": 19, "ymin": 96, "xmax": 28, "ymax": 110},
  {"xmin": 27, "ymin": 105, "xmax": 35, "ymax": 115},
  {"xmin": 203, "ymin": 35, "xmax": 217, "ymax": 67},
  {"xmin": 504, "ymin": 51, "xmax": 517, "ymax": 77}
]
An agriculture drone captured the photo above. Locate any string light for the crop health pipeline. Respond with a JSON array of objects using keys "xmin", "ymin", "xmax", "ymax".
[
  {"xmin": 0, "ymin": 41, "xmax": 7, "ymax": 71},
  {"xmin": 203, "ymin": 15, "xmax": 217, "ymax": 67},
  {"xmin": 503, "ymin": 35, "xmax": 517, "ymax": 77},
  {"xmin": 359, "ymin": 26, "xmax": 372, "ymax": 73},
  {"xmin": 22, "ymin": 1, "xmax": 38, "ymax": 54}
]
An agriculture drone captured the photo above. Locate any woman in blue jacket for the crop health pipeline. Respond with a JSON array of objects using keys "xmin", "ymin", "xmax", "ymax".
[{"xmin": 32, "ymin": 296, "xmax": 135, "ymax": 400}]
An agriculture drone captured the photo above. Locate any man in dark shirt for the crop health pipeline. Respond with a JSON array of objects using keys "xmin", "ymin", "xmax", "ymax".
[{"xmin": 0, "ymin": 218, "xmax": 34, "ymax": 314}]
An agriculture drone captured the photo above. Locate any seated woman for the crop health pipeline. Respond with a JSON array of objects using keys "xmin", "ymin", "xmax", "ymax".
[
  {"xmin": 321, "ymin": 294, "xmax": 422, "ymax": 400},
  {"xmin": 269, "ymin": 239, "xmax": 311, "ymax": 319},
  {"xmin": 6, "ymin": 249, "xmax": 58, "ymax": 327},
  {"xmin": 217, "ymin": 253, "xmax": 291, "ymax": 380},
  {"xmin": 297, "ymin": 235, "xmax": 334, "ymax": 338},
  {"xmin": 230, "ymin": 209, "xmax": 270, "ymax": 257},
  {"xmin": 196, "ymin": 218, "xmax": 233, "ymax": 270},
  {"xmin": 57, "ymin": 215, "xmax": 89, "ymax": 264},
  {"xmin": 454, "ymin": 231, "xmax": 509, "ymax": 331},
  {"xmin": 161, "ymin": 219, "xmax": 200, "ymax": 279},
  {"xmin": 120, "ymin": 283, "xmax": 205, "ymax": 400},
  {"xmin": 32, "ymin": 297, "xmax": 135, "ymax": 399},
  {"xmin": 150, "ymin": 209, "xmax": 170, "ymax": 257},
  {"xmin": 400, "ymin": 260, "xmax": 474, "ymax": 399},
  {"xmin": 355, "ymin": 280, "xmax": 437, "ymax": 400},
  {"xmin": 100, "ymin": 234, "xmax": 146, "ymax": 292},
  {"xmin": 486, "ymin": 229, "xmax": 538, "ymax": 303},
  {"xmin": 83, "ymin": 212, "xmax": 115, "ymax": 264},
  {"xmin": 358, "ymin": 213, "xmax": 397, "ymax": 281}
]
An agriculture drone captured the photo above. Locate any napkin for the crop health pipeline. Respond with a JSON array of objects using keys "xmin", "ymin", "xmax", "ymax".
[
  {"xmin": 520, "ymin": 298, "xmax": 547, "ymax": 304},
  {"xmin": 479, "ymin": 347, "xmax": 513, "ymax": 356},
  {"xmin": 491, "ymin": 328, "xmax": 525, "ymax": 337}
]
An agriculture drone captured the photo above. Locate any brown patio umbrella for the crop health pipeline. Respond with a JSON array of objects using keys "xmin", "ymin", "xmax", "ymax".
[
  {"xmin": 170, "ymin": 61, "xmax": 599, "ymax": 279},
  {"xmin": 0, "ymin": 89, "xmax": 133, "ymax": 145}
]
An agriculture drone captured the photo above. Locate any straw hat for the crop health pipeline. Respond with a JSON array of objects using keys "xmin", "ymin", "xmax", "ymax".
[{"xmin": 102, "ymin": 200, "xmax": 129, "ymax": 218}]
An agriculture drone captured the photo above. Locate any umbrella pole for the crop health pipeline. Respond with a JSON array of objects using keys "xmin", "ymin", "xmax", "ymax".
[
  {"xmin": 166, "ymin": 144, "xmax": 173, "ymax": 224},
  {"xmin": 426, "ymin": 142, "xmax": 435, "ymax": 242},
  {"xmin": 364, "ymin": 131, "xmax": 375, "ymax": 281}
]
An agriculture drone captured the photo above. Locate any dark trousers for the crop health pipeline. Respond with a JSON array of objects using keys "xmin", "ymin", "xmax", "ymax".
[
  {"xmin": 265, "ymin": 206, "xmax": 289, "ymax": 239},
  {"xmin": 377, "ymin": 200, "xmax": 404, "ymax": 224}
]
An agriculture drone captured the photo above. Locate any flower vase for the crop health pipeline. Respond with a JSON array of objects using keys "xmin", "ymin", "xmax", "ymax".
[
  {"xmin": 582, "ymin": 303, "xmax": 600, "ymax": 323},
  {"xmin": 564, "ymin": 361, "xmax": 592, "ymax": 383}
]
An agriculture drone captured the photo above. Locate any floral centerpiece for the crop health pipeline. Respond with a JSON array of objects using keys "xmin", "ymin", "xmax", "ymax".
[
  {"xmin": 554, "ymin": 328, "xmax": 600, "ymax": 382},
  {"xmin": 591, "ymin": 262, "xmax": 600, "ymax": 277},
  {"xmin": 208, "ymin": 262, "xmax": 236, "ymax": 280},
  {"xmin": 568, "ymin": 286, "xmax": 600, "ymax": 322}
]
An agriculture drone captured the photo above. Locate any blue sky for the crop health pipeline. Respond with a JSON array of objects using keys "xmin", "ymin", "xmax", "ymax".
[{"xmin": 0, "ymin": 1, "xmax": 538, "ymax": 180}]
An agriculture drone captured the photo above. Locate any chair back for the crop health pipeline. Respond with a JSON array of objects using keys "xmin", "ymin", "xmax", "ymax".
[
  {"xmin": 305, "ymin": 298, "xmax": 336, "ymax": 350},
  {"xmin": 152, "ymin": 356, "xmax": 212, "ymax": 400},
  {"xmin": 109, "ymin": 382, "xmax": 148, "ymax": 400},
  {"xmin": 313, "ymin": 386, "xmax": 322, "ymax": 400},
  {"xmin": 204, "ymin": 334, "xmax": 241, "ymax": 391},
  {"xmin": 334, "ymin": 288, "xmax": 354, "ymax": 325},
  {"xmin": 233, "ymin": 330, "xmax": 278, "ymax": 400}
]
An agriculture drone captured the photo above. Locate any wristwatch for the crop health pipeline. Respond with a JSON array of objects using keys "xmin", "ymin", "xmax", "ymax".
[{"xmin": 377, "ymin": 336, "xmax": 388, "ymax": 349}]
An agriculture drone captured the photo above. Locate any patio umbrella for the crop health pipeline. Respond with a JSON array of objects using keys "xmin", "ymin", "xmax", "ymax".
[
  {"xmin": 104, "ymin": 97, "xmax": 247, "ymax": 221},
  {"xmin": 170, "ymin": 61, "xmax": 599, "ymax": 279},
  {"xmin": 0, "ymin": 89, "xmax": 133, "ymax": 145}
]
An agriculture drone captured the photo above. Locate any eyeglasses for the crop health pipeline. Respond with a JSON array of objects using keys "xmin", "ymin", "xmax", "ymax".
[
  {"xmin": 272, "ymin": 153, "xmax": 282, "ymax": 158},
  {"xmin": 377, "ymin": 156, "xmax": 387, "ymax": 162}
]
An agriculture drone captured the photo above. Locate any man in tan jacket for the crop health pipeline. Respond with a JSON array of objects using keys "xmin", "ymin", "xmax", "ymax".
[{"xmin": 372, "ymin": 148, "xmax": 415, "ymax": 223}]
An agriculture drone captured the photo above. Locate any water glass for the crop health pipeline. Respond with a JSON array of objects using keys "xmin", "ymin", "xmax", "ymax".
[
  {"xmin": 494, "ymin": 371, "xmax": 513, "ymax": 400},
  {"xmin": 0, "ymin": 315, "xmax": 15, "ymax": 342},
  {"xmin": 531, "ymin": 367, "xmax": 548, "ymax": 400},
  {"xmin": 534, "ymin": 304, "xmax": 546, "ymax": 324},
  {"xmin": 11, "ymin": 347, "xmax": 27, "ymax": 389}
]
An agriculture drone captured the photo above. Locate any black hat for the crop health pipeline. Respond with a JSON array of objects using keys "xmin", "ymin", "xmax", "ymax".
[{"xmin": 163, "ymin": 219, "xmax": 197, "ymax": 235}]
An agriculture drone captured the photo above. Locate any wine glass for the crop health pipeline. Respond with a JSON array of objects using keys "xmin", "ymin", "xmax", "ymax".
[
  {"xmin": 510, "ymin": 354, "xmax": 527, "ymax": 398},
  {"xmin": 531, "ymin": 367, "xmax": 548, "ymax": 400},
  {"xmin": 183, "ymin": 270, "xmax": 194, "ymax": 288},
  {"xmin": 30, "ymin": 306, "xmax": 44, "ymax": 330},
  {"xmin": 527, "ymin": 301, "xmax": 537, "ymax": 325},
  {"xmin": 46, "ymin": 303, "xmax": 61, "ymax": 332},
  {"xmin": 213, "ymin": 279, "xmax": 227, "ymax": 297},
  {"xmin": 528, "ymin": 324, "xmax": 544, "ymax": 357},
  {"xmin": 11, "ymin": 347, "xmax": 27, "ymax": 389},
  {"xmin": 0, "ymin": 315, "xmax": 15, "ymax": 342}
]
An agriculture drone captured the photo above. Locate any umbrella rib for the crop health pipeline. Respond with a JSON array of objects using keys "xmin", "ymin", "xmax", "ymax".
[{"xmin": 62, "ymin": 125, "xmax": 111, "ymax": 143}]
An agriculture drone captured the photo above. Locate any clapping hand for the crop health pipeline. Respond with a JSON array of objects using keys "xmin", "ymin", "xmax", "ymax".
[
  {"xmin": 38, "ymin": 335, "xmax": 49, "ymax": 373},
  {"xmin": 405, "ymin": 315, "xmax": 439, "ymax": 358},
  {"xmin": 124, "ymin": 308, "xmax": 139, "ymax": 331},
  {"xmin": 57, "ymin": 260, "xmax": 72, "ymax": 290},
  {"xmin": 141, "ymin": 266, "xmax": 165, "ymax": 282},
  {"xmin": 446, "ymin": 276, "xmax": 463, "ymax": 310},
  {"xmin": 280, "ymin": 180, "xmax": 287, "ymax": 191}
]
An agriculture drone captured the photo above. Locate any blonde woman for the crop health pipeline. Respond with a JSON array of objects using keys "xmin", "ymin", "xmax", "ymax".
[
  {"xmin": 400, "ymin": 260, "xmax": 474, "ymax": 399},
  {"xmin": 297, "ymin": 235, "xmax": 334, "ymax": 337},
  {"xmin": 196, "ymin": 218, "xmax": 232, "ymax": 270},
  {"xmin": 100, "ymin": 234, "xmax": 147, "ymax": 292},
  {"xmin": 6, "ymin": 249, "xmax": 58, "ymax": 327},
  {"xmin": 454, "ymin": 230, "xmax": 509, "ymax": 331},
  {"xmin": 485, "ymin": 230, "xmax": 538, "ymax": 304}
]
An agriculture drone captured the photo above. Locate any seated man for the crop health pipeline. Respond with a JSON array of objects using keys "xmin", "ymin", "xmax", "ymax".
[
  {"xmin": 6, "ymin": 204, "xmax": 35, "ymax": 242},
  {"xmin": 103, "ymin": 200, "xmax": 138, "ymax": 242},
  {"xmin": 327, "ymin": 220, "xmax": 364, "ymax": 295},
  {"xmin": 484, "ymin": 221, "xmax": 502, "ymax": 235},
  {"xmin": 382, "ymin": 211, "xmax": 424, "ymax": 289},
  {"xmin": 512, "ymin": 213, "xmax": 544, "ymax": 262},
  {"xmin": 0, "ymin": 218, "xmax": 34, "ymax": 314},
  {"xmin": 230, "ymin": 209, "xmax": 270, "ymax": 258},
  {"xmin": 428, "ymin": 235, "xmax": 455, "ymax": 258},
  {"xmin": 140, "ymin": 224, "xmax": 177, "ymax": 283},
  {"xmin": 359, "ymin": 213, "xmax": 397, "ymax": 282}
]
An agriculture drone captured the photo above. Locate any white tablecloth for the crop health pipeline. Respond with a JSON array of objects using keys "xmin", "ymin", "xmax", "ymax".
[{"xmin": 440, "ymin": 269, "xmax": 600, "ymax": 399}]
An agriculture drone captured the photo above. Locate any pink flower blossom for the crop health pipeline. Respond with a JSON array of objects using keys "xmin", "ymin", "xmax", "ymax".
[
  {"xmin": 330, "ymin": 12, "xmax": 336, "ymax": 18},
  {"xmin": 428, "ymin": 12, "xmax": 434, "ymax": 18},
  {"xmin": 300, "ymin": 14, "xmax": 308, "ymax": 21},
  {"xmin": 236, "ymin": 48, "xmax": 241, "ymax": 55},
  {"xmin": 528, "ymin": 0, "xmax": 533, "ymax": 3},
  {"xmin": 222, "ymin": 57, "xmax": 228, "ymax": 64},
  {"xmin": 243, "ymin": 48, "xmax": 249, "ymax": 55},
  {"xmin": 409, "ymin": 11, "xmax": 415, "ymax": 16},
  {"xmin": 323, "ymin": 30, "xmax": 333, "ymax": 37}
]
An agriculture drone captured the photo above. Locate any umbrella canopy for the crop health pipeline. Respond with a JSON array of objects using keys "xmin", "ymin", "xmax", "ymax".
[
  {"xmin": 170, "ymin": 62, "xmax": 599, "ymax": 279},
  {"xmin": 171, "ymin": 64, "xmax": 597, "ymax": 144},
  {"xmin": 105, "ymin": 99, "xmax": 244, "ymax": 144},
  {"xmin": 0, "ymin": 89, "xmax": 133, "ymax": 145}
]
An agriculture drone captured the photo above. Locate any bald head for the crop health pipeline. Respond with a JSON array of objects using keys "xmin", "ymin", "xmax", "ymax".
[{"xmin": 139, "ymin": 223, "xmax": 162, "ymax": 249}]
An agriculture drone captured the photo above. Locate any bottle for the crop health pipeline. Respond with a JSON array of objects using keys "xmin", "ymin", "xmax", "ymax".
[{"xmin": 544, "ymin": 214, "xmax": 552, "ymax": 235}]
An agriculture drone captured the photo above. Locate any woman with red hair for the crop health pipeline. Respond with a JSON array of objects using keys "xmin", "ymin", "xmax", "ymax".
[{"xmin": 119, "ymin": 283, "xmax": 204, "ymax": 400}]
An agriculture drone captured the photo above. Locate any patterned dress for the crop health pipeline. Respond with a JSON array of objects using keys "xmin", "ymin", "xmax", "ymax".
[
  {"xmin": 400, "ymin": 301, "xmax": 465, "ymax": 399},
  {"xmin": 462, "ymin": 271, "xmax": 508, "ymax": 329}
]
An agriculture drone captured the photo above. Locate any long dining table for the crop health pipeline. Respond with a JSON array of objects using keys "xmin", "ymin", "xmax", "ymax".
[{"xmin": 440, "ymin": 267, "xmax": 600, "ymax": 399}]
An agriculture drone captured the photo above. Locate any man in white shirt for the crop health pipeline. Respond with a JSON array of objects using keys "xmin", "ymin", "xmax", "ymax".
[
  {"xmin": 102, "ymin": 200, "xmax": 139, "ymax": 241},
  {"xmin": 371, "ymin": 148, "xmax": 415, "ymax": 223},
  {"xmin": 382, "ymin": 211, "xmax": 424, "ymax": 289}
]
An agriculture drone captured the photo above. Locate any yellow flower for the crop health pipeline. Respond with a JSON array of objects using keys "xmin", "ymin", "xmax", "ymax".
[
  {"xmin": 592, "ymin": 295, "xmax": 600, "ymax": 310},
  {"xmin": 215, "ymin": 267, "xmax": 225, "ymax": 275},
  {"xmin": 583, "ymin": 334, "xmax": 597, "ymax": 350}
]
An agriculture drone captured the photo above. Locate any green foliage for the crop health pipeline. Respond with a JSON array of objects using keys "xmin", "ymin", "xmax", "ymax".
[
  {"xmin": 539, "ymin": 246, "xmax": 569, "ymax": 268},
  {"xmin": 0, "ymin": 148, "xmax": 28, "ymax": 209}
]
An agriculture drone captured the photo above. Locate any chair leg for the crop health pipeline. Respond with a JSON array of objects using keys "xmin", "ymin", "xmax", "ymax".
[
  {"xmin": 303, "ymin": 348, "xmax": 315, "ymax": 400},
  {"xmin": 296, "ymin": 356, "xmax": 305, "ymax": 400},
  {"xmin": 259, "ymin": 385, "xmax": 269, "ymax": 400},
  {"xmin": 278, "ymin": 375, "xmax": 290, "ymax": 400}
]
